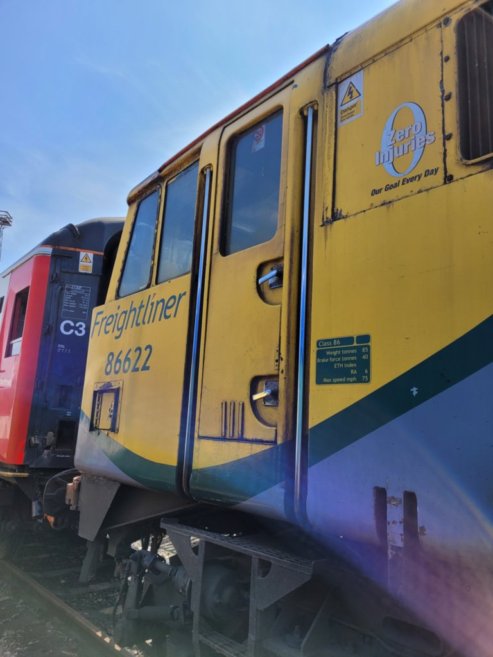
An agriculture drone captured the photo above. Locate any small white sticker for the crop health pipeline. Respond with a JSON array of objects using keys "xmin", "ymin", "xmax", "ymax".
[
  {"xmin": 252, "ymin": 124, "xmax": 266, "ymax": 152},
  {"xmin": 338, "ymin": 71, "xmax": 364, "ymax": 126},
  {"xmin": 79, "ymin": 251, "xmax": 93, "ymax": 273}
]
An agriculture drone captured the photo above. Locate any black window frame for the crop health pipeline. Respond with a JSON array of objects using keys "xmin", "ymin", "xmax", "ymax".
[
  {"xmin": 6, "ymin": 287, "xmax": 29, "ymax": 357},
  {"xmin": 221, "ymin": 109, "xmax": 284, "ymax": 256},
  {"xmin": 118, "ymin": 187, "xmax": 161, "ymax": 299},
  {"xmin": 157, "ymin": 160, "xmax": 200, "ymax": 284}
]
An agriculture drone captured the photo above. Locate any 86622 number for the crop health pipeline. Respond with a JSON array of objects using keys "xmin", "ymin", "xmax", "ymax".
[{"xmin": 104, "ymin": 345, "xmax": 152, "ymax": 375}]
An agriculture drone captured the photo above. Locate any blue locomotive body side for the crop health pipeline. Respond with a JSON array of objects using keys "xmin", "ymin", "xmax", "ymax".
[{"xmin": 25, "ymin": 252, "xmax": 104, "ymax": 469}]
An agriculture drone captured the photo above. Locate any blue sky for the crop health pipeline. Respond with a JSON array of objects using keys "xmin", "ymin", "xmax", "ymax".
[{"xmin": 0, "ymin": 0, "xmax": 395, "ymax": 269}]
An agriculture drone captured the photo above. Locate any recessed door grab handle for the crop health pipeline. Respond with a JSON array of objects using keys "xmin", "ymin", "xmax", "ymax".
[
  {"xmin": 252, "ymin": 380, "xmax": 279, "ymax": 407},
  {"xmin": 257, "ymin": 265, "xmax": 283, "ymax": 289}
]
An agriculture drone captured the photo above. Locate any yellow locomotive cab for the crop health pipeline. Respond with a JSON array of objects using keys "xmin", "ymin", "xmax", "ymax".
[{"xmin": 60, "ymin": 1, "xmax": 493, "ymax": 655}]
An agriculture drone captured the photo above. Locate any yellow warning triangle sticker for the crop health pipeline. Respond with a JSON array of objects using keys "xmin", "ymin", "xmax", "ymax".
[
  {"xmin": 341, "ymin": 81, "xmax": 361, "ymax": 106},
  {"xmin": 81, "ymin": 253, "xmax": 92, "ymax": 263}
]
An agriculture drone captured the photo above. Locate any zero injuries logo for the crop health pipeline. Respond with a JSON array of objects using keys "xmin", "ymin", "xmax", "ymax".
[{"xmin": 375, "ymin": 102, "xmax": 436, "ymax": 177}]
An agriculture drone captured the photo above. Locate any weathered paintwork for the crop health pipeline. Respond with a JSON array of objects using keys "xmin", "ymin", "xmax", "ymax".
[
  {"xmin": 76, "ymin": 1, "xmax": 493, "ymax": 653},
  {"xmin": 0, "ymin": 219, "xmax": 122, "ymax": 470},
  {"xmin": 0, "ymin": 253, "xmax": 50, "ymax": 464}
]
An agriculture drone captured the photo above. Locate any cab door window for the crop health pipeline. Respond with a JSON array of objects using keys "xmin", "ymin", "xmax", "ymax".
[
  {"xmin": 119, "ymin": 189, "xmax": 160, "ymax": 298},
  {"xmin": 157, "ymin": 161, "xmax": 199, "ymax": 283},
  {"xmin": 222, "ymin": 111, "xmax": 283, "ymax": 255}
]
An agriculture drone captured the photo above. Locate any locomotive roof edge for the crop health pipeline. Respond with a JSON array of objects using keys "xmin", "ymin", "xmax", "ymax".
[
  {"xmin": 126, "ymin": 44, "xmax": 331, "ymax": 204},
  {"xmin": 329, "ymin": 0, "xmax": 468, "ymax": 80},
  {"xmin": 126, "ymin": 0, "xmax": 471, "ymax": 204},
  {"xmin": 1, "ymin": 217, "xmax": 123, "ymax": 278}
]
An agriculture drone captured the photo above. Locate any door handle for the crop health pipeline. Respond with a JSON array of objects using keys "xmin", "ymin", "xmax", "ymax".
[
  {"xmin": 252, "ymin": 380, "xmax": 279, "ymax": 406},
  {"xmin": 252, "ymin": 389, "xmax": 273, "ymax": 401},
  {"xmin": 257, "ymin": 265, "xmax": 283, "ymax": 289}
]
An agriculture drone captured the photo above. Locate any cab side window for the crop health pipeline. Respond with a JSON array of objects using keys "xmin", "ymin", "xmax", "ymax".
[
  {"xmin": 7, "ymin": 287, "xmax": 29, "ymax": 357},
  {"xmin": 222, "ymin": 111, "xmax": 283, "ymax": 255},
  {"xmin": 157, "ymin": 162, "xmax": 199, "ymax": 283},
  {"xmin": 119, "ymin": 189, "xmax": 160, "ymax": 298}
]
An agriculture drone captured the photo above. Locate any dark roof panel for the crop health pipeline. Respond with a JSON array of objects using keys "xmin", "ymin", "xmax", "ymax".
[{"xmin": 39, "ymin": 217, "xmax": 123, "ymax": 253}]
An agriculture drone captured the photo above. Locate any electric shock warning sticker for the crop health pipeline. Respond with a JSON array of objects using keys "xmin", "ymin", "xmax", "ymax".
[
  {"xmin": 79, "ymin": 251, "xmax": 94, "ymax": 273},
  {"xmin": 316, "ymin": 335, "xmax": 371, "ymax": 384},
  {"xmin": 338, "ymin": 71, "xmax": 364, "ymax": 126}
]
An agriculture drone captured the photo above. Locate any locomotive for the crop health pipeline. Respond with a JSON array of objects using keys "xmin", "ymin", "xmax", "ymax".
[
  {"xmin": 0, "ymin": 218, "xmax": 122, "ymax": 553},
  {"xmin": 40, "ymin": 0, "xmax": 493, "ymax": 655}
]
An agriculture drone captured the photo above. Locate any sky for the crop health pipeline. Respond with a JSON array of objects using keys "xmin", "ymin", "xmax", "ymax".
[{"xmin": 0, "ymin": 0, "xmax": 396, "ymax": 270}]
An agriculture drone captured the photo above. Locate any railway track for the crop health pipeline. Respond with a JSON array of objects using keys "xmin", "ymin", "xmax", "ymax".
[{"xmin": 1, "ymin": 525, "xmax": 142, "ymax": 657}]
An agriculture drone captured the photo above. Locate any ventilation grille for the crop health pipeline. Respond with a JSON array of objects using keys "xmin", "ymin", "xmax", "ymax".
[
  {"xmin": 457, "ymin": 3, "xmax": 493, "ymax": 160},
  {"xmin": 220, "ymin": 401, "xmax": 245, "ymax": 440}
]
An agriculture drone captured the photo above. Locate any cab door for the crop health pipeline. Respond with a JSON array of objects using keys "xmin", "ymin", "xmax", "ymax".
[{"xmin": 190, "ymin": 88, "xmax": 300, "ymax": 509}]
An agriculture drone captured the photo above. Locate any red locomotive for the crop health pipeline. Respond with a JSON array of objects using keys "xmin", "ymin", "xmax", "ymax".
[{"xmin": 0, "ymin": 218, "xmax": 122, "ymax": 549}]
